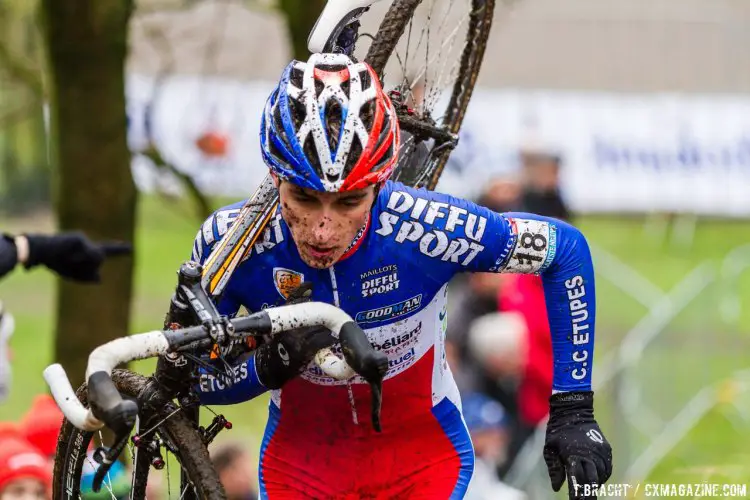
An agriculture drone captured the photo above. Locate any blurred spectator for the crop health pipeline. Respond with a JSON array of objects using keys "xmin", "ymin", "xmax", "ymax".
[
  {"xmin": 518, "ymin": 139, "xmax": 570, "ymax": 221},
  {"xmin": 494, "ymin": 274, "xmax": 554, "ymax": 478},
  {"xmin": 498, "ymin": 276, "xmax": 554, "ymax": 429},
  {"xmin": 445, "ymin": 175, "xmax": 521, "ymax": 394},
  {"xmin": 462, "ymin": 393, "xmax": 526, "ymax": 500},
  {"xmin": 16, "ymin": 395, "xmax": 132, "ymax": 499},
  {"xmin": 466, "ymin": 311, "xmax": 528, "ymax": 426},
  {"xmin": 211, "ymin": 443, "xmax": 257, "ymax": 500},
  {"xmin": 476, "ymin": 176, "xmax": 522, "ymax": 214},
  {"xmin": 0, "ymin": 425, "xmax": 51, "ymax": 500},
  {"xmin": 19, "ymin": 396, "xmax": 64, "ymax": 464},
  {"xmin": 468, "ymin": 312, "xmax": 527, "ymax": 384},
  {"xmin": 445, "ymin": 272, "xmax": 507, "ymax": 395}
]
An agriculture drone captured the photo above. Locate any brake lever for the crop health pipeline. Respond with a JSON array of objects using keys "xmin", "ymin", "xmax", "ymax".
[
  {"xmin": 91, "ymin": 430, "xmax": 131, "ymax": 492},
  {"xmin": 338, "ymin": 322, "xmax": 388, "ymax": 432}
]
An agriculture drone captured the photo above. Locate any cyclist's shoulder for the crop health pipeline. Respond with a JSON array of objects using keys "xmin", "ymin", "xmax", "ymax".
[
  {"xmin": 374, "ymin": 180, "xmax": 497, "ymax": 235},
  {"xmin": 193, "ymin": 200, "xmax": 247, "ymax": 260},
  {"xmin": 370, "ymin": 181, "xmax": 506, "ymax": 274},
  {"xmin": 198, "ymin": 200, "xmax": 245, "ymax": 236},
  {"xmin": 376, "ymin": 180, "xmax": 479, "ymax": 213}
]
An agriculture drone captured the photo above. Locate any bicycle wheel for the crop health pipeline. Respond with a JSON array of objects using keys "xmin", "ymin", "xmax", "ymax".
[
  {"xmin": 358, "ymin": 0, "xmax": 496, "ymax": 189},
  {"xmin": 52, "ymin": 369, "xmax": 225, "ymax": 500}
]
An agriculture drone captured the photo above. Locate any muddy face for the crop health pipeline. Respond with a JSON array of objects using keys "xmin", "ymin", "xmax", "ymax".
[{"xmin": 278, "ymin": 181, "xmax": 375, "ymax": 269}]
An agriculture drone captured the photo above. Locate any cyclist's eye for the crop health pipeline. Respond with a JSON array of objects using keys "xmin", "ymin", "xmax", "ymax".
[
  {"xmin": 292, "ymin": 192, "xmax": 316, "ymax": 204},
  {"xmin": 338, "ymin": 197, "xmax": 364, "ymax": 208}
]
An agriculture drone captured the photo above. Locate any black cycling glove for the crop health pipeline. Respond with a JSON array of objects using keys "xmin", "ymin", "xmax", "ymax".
[
  {"xmin": 24, "ymin": 232, "xmax": 131, "ymax": 282},
  {"xmin": 253, "ymin": 282, "xmax": 335, "ymax": 389},
  {"xmin": 543, "ymin": 391, "xmax": 613, "ymax": 499},
  {"xmin": 0, "ymin": 235, "xmax": 18, "ymax": 278}
]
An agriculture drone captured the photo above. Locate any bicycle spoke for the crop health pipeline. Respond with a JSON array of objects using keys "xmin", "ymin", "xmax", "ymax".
[
  {"xmin": 138, "ymin": 406, "xmax": 183, "ymax": 439},
  {"xmin": 383, "ymin": 0, "xmax": 474, "ymax": 131},
  {"xmin": 166, "ymin": 448, "xmax": 171, "ymax": 499},
  {"xmin": 410, "ymin": 10, "xmax": 471, "ymax": 110}
]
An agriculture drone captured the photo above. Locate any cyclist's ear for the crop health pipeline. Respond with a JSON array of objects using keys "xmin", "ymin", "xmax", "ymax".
[{"xmin": 370, "ymin": 184, "xmax": 381, "ymax": 207}]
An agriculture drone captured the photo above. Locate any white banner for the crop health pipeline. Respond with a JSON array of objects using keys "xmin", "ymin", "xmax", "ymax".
[{"xmin": 126, "ymin": 75, "xmax": 750, "ymax": 217}]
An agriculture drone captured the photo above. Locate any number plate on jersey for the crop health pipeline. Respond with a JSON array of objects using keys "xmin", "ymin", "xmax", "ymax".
[{"xmin": 502, "ymin": 218, "xmax": 556, "ymax": 274}]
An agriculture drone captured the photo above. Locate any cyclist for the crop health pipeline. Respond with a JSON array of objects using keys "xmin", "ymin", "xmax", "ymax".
[
  {"xmin": 0, "ymin": 232, "xmax": 131, "ymax": 282},
  {"xmin": 192, "ymin": 53, "xmax": 612, "ymax": 499}
]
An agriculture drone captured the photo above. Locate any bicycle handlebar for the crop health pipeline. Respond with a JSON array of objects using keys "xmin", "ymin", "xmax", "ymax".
[{"xmin": 44, "ymin": 302, "xmax": 387, "ymax": 433}]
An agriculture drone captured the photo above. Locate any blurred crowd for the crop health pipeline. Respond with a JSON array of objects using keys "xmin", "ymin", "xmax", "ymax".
[
  {"xmin": 0, "ymin": 393, "xmax": 258, "ymax": 499},
  {"xmin": 452, "ymin": 140, "xmax": 570, "ymax": 500}
]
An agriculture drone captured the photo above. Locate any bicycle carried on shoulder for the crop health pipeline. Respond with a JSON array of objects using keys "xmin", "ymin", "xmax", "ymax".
[{"xmin": 45, "ymin": 0, "xmax": 497, "ymax": 498}]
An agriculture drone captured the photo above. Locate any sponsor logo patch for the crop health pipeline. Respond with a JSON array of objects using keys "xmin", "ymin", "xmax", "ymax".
[
  {"xmin": 273, "ymin": 267, "xmax": 304, "ymax": 299},
  {"xmin": 198, "ymin": 362, "xmax": 249, "ymax": 393},
  {"xmin": 499, "ymin": 218, "xmax": 556, "ymax": 274},
  {"xmin": 360, "ymin": 264, "xmax": 400, "ymax": 297},
  {"xmin": 355, "ymin": 294, "xmax": 422, "ymax": 323},
  {"xmin": 375, "ymin": 191, "xmax": 487, "ymax": 266}
]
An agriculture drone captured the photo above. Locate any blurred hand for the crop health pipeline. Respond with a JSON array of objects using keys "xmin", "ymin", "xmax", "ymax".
[{"xmin": 22, "ymin": 232, "xmax": 131, "ymax": 283}]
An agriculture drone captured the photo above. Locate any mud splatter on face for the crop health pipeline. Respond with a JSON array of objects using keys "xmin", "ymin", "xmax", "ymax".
[{"xmin": 278, "ymin": 182, "xmax": 376, "ymax": 269}]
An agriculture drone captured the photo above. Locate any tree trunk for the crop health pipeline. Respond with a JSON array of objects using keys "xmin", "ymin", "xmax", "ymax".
[
  {"xmin": 278, "ymin": 0, "xmax": 326, "ymax": 60},
  {"xmin": 41, "ymin": 0, "xmax": 137, "ymax": 387}
]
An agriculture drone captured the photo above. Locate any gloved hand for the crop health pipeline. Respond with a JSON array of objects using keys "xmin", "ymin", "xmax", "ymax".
[
  {"xmin": 253, "ymin": 282, "xmax": 335, "ymax": 389},
  {"xmin": 543, "ymin": 391, "xmax": 613, "ymax": 499},
  {"xmin": 23, "ymin": 232, "xmax": 131, "ymax": 283}
]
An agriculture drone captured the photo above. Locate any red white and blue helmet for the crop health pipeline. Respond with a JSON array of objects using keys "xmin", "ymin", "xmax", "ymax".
[{"xmin": 261, "ymin": 53, "xmax": 400, "ymax": 192}]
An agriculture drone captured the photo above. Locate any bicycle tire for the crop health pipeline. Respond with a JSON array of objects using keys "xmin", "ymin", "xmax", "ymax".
[
  {"xmin": 52, "ymin": 369, "xmax": 225, "ymax": 500},
  {"xmin": 365, "ymin": 0, "xmax": 496, "ymax": 189}
]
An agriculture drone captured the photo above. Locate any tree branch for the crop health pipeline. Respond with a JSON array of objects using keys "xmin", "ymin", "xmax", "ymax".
[
  {"xmin": 0, "ymin": 7, "xmax": 44, "ymax": 98},
  {"xmin": 142, "ymin": 145, "xmax": 213, "ymax": 221}
]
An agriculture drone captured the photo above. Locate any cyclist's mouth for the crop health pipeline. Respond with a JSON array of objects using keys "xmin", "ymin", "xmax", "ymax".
[{"xmin": 305, "ymin": 244, "xmax": 336, "ymax": 259}]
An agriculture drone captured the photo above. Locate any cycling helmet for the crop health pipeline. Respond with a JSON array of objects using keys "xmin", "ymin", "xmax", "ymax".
[{"xmin": 261, "ymin": 53, "xmax": 400, "ymax": 192}]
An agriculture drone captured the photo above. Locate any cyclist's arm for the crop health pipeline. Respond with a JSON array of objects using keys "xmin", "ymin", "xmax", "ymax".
[
  {"xmin": 475, "ymin": 211, "xmax": 596, "ymax": 393},
  {"xmin": 195, "ymin": 354, "xmax": 268, "ymax": 405},
  {"xmin": 377, "ymin": 183, "xmax": 596, "ymax": 392},
  {"xmin": 188, "ymin": 204, "xmax": 270, "ymax": 404}
]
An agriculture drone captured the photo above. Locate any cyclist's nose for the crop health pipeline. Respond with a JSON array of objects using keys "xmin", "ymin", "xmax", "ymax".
[{"xmin": 310, "ymin": 215, "xmax": 337, "ymax": 245}]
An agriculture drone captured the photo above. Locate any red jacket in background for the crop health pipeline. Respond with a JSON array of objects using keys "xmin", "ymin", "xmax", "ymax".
[{"xmin": 498, "ymin": 274, "xmax": 553, "ymax": 426}]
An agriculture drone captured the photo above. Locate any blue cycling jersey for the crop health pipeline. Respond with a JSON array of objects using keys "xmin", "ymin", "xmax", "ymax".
[
  {"xmin": 191, "ymin": 180, "xmax": 597, "ymax": 498},
  {"xmin": 193, "ymin": 180, "xmax": 595, "ymax": 401}
]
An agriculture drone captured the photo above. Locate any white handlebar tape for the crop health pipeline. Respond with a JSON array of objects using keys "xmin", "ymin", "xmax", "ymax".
[{"xmin": 43, "ymin": 364, "xmax": 104, "ymax": 431}]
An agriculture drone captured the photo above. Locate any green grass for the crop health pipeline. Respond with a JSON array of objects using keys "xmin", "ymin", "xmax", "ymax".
[{"xmin": 1, "ymin": 200, "xmax": 750, "ymax": 490}]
